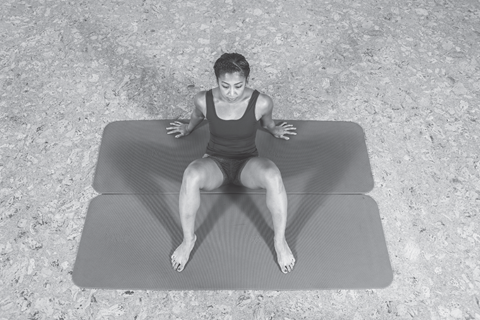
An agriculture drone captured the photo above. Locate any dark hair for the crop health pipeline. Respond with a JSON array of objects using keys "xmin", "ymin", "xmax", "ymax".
[{"xmin": 213, "ymin": 53, "xmax": 250, "ymax": 81}]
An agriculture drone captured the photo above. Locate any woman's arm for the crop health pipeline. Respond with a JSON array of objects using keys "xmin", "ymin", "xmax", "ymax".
[
  {"xmin": 259, "ymin": 94, "xmax": 297, "ymax": 140},
  {"xmin": 185, "ymin": 92, "xmax": 206, "ymax": 134},
  {"xmin": 259, "ymin": 94, "xmax": 276, "ymax": 131},
  {"xmin": 166, "ymin": 91, "xmax": 206, "ymax": 138}
]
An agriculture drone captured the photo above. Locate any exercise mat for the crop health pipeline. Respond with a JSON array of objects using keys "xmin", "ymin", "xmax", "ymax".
[
  {"xmin": 73, "ymin": 194, "xmax": 392, "ymax": 290},
  {"xmin": 92, "ymin": 120, "xmax": 374, "ymax": 194}
]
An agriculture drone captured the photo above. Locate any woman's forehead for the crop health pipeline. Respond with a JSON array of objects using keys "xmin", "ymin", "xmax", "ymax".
[{"xmin": 218, "ymin": 72, "xmax": 246, "ymax": 84}]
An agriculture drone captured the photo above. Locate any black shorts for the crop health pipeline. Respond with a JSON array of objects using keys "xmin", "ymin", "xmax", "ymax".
[{"xmin": 203, "ymin": 154, "xmax": 257, "ymax": 186}]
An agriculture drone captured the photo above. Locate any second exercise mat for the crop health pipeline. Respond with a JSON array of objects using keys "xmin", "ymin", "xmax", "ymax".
[
  {"xmin": 73, "ymin": 194, "xmax": 392, "ymax": 290},
  {"xmin": 92, "ymin": 120, "xmax": 374, "ymax": 194}
]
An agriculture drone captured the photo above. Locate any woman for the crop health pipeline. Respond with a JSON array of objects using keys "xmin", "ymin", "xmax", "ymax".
[{"xmin": 166, "ymin": 53, "xmax": 297, "ymax": 273}]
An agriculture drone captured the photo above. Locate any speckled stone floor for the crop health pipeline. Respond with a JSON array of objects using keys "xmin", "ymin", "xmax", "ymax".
[{"xmin": 1, "ymin": 0, "xmax": 479, "ymax": 319}]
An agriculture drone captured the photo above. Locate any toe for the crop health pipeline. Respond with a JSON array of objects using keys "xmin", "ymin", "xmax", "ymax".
[
  {"xmin": 173, "ymin": 260, "xmax": 181, "ymax": 270},
  {"xmin": 286, "ymin": 262, "xmax": 294, "ymax": 272}
]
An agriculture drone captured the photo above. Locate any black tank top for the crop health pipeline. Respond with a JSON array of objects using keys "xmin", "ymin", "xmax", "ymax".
[{"xmin": 205, "ymin": 89, "xmax": 260, "ymax": 159}]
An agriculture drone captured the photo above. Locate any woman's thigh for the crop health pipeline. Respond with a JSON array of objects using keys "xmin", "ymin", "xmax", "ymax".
[
  {"xmin": 183, "ymin": 156, "xmax": 225, "ymax": 191},
  {"xmin": 239, "ymin": 157, "xmax": 282, "ymax": 189}
]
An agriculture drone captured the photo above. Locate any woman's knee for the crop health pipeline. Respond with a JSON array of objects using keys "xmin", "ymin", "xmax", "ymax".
[
  {"xmin": 182, "ymin": 161, "xmax": 205, "ymax": 189},
  {"xmin": 261, "ymin": 163, "xmax": 284, "ymax": 190}
]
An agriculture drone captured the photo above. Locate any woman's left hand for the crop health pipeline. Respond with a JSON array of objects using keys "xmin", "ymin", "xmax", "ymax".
[{"xmin": 272, "ymin": 122, "xmax": 297, "ymax": 140}]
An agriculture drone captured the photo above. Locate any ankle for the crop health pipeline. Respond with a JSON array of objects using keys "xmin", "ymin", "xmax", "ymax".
[{"xmin": 184, "ymin": 234, "xmax": 196, "ymax": 243}]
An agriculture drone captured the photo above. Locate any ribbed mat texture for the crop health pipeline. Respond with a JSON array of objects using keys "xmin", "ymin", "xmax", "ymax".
[
  {"xmin": 92, "ymin": 120, "xmax": 374, "ymax": 194},
  {"xmin": 73, "ymin": 120, "xmax": 392, "ymax": 290},
  {"xmin": 73, "ymin": 194, "xmax": 392, "ymax": 290}
]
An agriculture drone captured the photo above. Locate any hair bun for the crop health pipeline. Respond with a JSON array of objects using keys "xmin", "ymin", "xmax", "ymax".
[{"xmin": 214, "ymin": 53, "xmax": 250, "ymax": 80}]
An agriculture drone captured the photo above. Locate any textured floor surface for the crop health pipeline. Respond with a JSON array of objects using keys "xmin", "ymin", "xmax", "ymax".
[{"xmin": 1, "ymin": 0, "xmax": 479, "ymax": 319}]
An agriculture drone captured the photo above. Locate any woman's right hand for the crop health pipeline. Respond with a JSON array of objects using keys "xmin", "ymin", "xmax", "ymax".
[{"xmin": 166, "ymin": 121, "xmax": 190, "ymax": 138}]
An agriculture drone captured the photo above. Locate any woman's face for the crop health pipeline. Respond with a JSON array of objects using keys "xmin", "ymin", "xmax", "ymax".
[{"xmin": 217, "ymin": 72, "xmax": 247, "ymax": 103}]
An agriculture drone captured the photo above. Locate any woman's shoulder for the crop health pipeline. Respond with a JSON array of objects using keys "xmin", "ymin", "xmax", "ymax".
[
  {"xmin": 255, "ymin": 91, "xmax": 274, "ymax": 113},
  {"xmin": 194, "ymin": 90, "xmax": 208, "ymax": 101},
  {"xmin": 193, "ymin": 90, "xmax": 209, "ymax": 116},
  {"xmin": 256, "ymin": 91, "xmax": 272, "ymax": 102}
]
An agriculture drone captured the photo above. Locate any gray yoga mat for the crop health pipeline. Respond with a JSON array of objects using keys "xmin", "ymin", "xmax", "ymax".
[
  {"xmin": 73, "ymin": 194, "xmax": 393, "ymax": 290},
  {"xmin": 92, "ymin": 120, "xmax": 374, "ymax": 194}
]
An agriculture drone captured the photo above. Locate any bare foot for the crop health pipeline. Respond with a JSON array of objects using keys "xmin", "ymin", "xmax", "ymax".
[
  {"xmin": 171, "ymin": 235, "xmax": 197, "ymax": 272},
  {"xmin": 274, "ymin": 238, "xmax": 296, "ymax": 273}
]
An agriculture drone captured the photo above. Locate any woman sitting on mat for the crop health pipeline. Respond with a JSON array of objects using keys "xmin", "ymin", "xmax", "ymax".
[{"xmin": 166, "ymin": 53, "xmax": 297, "ymax": 273}]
